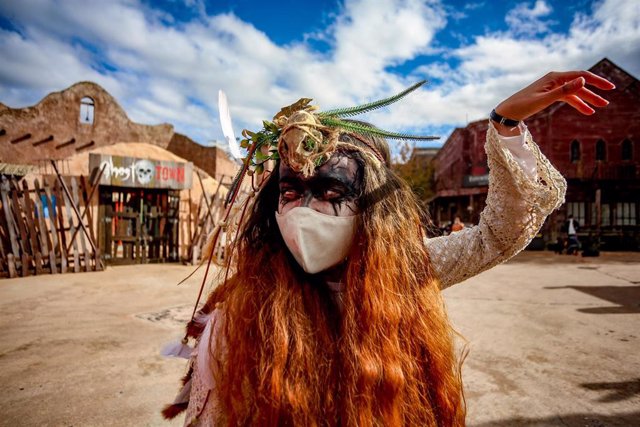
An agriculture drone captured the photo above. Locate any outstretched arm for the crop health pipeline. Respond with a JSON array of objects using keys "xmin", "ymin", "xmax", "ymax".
[{"xmin": 427, "ymin": 71, "xmax": 614, "ymax": 289}]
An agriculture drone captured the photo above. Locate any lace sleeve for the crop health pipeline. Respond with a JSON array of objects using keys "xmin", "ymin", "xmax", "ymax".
[
  {"xmin": 426, "ymin": 123, "xmax": 567, "ymax": 290},
  {"xmin": 183, "ymin": 309, "xmax": 226, "ymax": 426}
]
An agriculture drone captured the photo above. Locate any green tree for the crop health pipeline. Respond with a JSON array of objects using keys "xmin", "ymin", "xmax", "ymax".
[{"xmin": 392, "ymin": 142, "xmax": 436, "ymax": 203}]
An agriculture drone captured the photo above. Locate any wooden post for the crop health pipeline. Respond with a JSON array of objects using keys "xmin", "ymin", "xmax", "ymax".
[
  {"xmin": 81, "ymin": 175, "xmax": 102, "ymax": 270},
  {"xmin": 0, "ymin": 199, "xmax": 7, "ymax": 276},
  {"xmin": 196, "ymin": 172, "xmax": 216, "ymax": 228},
  {"xmin": 160, "ymin": 193, "xmax": 167, "ymax": 259},
  {"xmin": 53, "ymin": 180, "xmax": 70, "ymax": 270},
  {"xmin": 7, "ymin": 253, "xmax": 17, "ymax": 278},
  {"xmin": 33, "ymin": 179, "xmax": 57, "ymax": 274},
  {"xmin": 188, "ymin": 193, "xmax": 204, "ymax": 263},
  {"xmin": 71, "ymin": 178, "xmax": 90, "ymax": 272},
  {"xmin": 61, "ymin": 179, "xmax": 80, "ymax": 273},
  {"xmin": 186, "ymin": 189, "xmax": 192, "ymax": 261},
  {"xmin": 9, "ymin": 179, "xmax": 31, "ymax": 276},
  {"xmin": 21, "ymin": 180, "xmax": 44, "ymax": 274},
  {"xmin": 9, "ymin": 180, "xmax": 28, "ymax": 253},
  {"xmin": 104, "ymin": 204, "xmax": 113, "ymax": 263},
  {"xmin": 45, "ymin": 179, "xmax": 67, "ymax": 273},
  {"xmin": 0, "ymin": 177, "xmax": 20, "ymax": 267}
]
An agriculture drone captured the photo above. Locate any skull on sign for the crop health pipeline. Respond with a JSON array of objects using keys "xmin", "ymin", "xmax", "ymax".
[{"xmin": 134, "ymin": 160, "xmax": 155, "ymax": 185}]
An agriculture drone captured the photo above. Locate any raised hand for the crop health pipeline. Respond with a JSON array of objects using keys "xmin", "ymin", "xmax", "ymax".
[{"xmin": 493, "ymin": 71, "xmax": 615, "ymax": 135}]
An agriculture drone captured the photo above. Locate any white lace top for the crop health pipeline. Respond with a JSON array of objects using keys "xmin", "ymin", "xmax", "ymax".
[
  {"xmin": 181, "ymin": 124, "xmax": 567, "ymax": 426},
  {"xmin": 427, "ymin": 123, "xmax": 566, "ymax": 289}
]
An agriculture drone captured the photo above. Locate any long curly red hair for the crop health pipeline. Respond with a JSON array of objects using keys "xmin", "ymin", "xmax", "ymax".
[{"xmin": 204, "ymin": 135, "xmax": 466, "ymax": 426}]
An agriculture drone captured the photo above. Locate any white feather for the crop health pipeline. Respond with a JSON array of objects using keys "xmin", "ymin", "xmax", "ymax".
[
  {"xmin": 218, "ymin": 90, "xmax": 242, "ymax": 159},
  {"xmin": 161, "ymin": 339, "xmax": 193, "ymax": 359},
  {"xmin": 173, "ymin": 378, "xmax": 192, "ymax": 404}
]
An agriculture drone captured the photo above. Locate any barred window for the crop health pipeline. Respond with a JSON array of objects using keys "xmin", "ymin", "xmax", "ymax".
[
  {"xmin": 570, "ymin": 139, "xmax": 581, "ymax": 162},
  {"xmin": 80, "ymin": 97, "xmax": 95, "ymax": 125},
  {"xmin": 615, "ymin": 202, "xmax": 637, "ymax": 226},
  {"xmin": 596, "ymin": 139, "xmax": 606, "ymax": 161}
]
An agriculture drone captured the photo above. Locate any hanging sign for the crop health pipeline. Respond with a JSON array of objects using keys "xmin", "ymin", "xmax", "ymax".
[
  {"xmin": 463, "ymin": 174, "xmax": 489, "ymax": 187},
  {"xmin": 89, "ymin": 154, "xmax": 193, "ymax": 189}
]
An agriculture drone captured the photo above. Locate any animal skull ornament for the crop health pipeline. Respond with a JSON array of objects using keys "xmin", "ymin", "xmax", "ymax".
[{"xmin": 135, "ymin": 160, "xmax": 155, "ymax": 185}]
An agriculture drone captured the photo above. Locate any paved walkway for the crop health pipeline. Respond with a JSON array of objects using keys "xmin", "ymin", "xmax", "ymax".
[{"xmin": 0, "ymin": 251, "xmax": 638, "ymax": 426}]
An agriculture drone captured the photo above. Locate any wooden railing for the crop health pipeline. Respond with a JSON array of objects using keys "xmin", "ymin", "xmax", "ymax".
[{"xmin": 0, "ymin": 175, "xmax": 102, "ymax": 278}]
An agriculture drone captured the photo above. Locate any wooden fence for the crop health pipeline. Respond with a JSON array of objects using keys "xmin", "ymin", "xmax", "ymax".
[
  {"xmin": 0, "ymin": 171, "xmax": 243, "ymax": 277},
  {"xmin": 0, "ymin": 175, "xmax": 102, "ymax": 278},
  {"xmin": 182, "ymin": 176, "xmax": 228, "ymax": 264}
]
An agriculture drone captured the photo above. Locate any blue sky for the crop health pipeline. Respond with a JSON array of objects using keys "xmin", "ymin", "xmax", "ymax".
[{"xmin": 1, "ymin": 0, "xmax": 639, "ymax": 150}]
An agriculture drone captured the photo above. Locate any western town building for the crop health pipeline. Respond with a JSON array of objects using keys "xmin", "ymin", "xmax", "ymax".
[
  {"xmin": 429, "ymin": 59, "xmax": 639, "ymax": 251},
  {"xmin": 0, "ymin": 82, "xmax": 239, "ymax": 276}
]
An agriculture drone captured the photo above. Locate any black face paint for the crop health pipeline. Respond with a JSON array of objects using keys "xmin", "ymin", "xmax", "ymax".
[{"xmin": 278, "ymin": 152, "xmax": 363, "ymax": 217}]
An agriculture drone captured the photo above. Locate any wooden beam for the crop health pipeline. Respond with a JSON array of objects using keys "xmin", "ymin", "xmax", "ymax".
[
  {"xmin": 11, "ymin": 133, "xmax": 31, "ymax": 144},
  {"xmin": 32, "ymin": 135, "xmax": 54, "ymax": 147},
  {"xmin": 55, "ymin": 138, "xmax": 76, "ymax": 149},
  {"xmin": 75, "ymin": 140, "xmax": 95, "ymax": 151}
]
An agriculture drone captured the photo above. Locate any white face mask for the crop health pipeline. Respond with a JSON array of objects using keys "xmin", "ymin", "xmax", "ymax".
[{"xmin": 275, "ymin": 207, "xmax": 357, "ymax": 274}]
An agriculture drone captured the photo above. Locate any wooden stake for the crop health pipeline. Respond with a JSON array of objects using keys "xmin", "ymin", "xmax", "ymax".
[
  {"xmin": 65, "ymin": 164, "xmax": 105, "ymax": 254},
  {"xmin": 50, "ymin": 160, "xmax": 104, "ymax": 270}
]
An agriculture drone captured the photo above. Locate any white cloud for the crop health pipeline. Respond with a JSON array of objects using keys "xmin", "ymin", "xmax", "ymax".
[
  {"xmin": 0, "ymin": 27, "xmax": 124, "ymax": 103},
  {"xmin": 505, "ymin": 0, "xmax": 555, "ymax": 37},
  {"xmin": 332, "ymin": 0, "xmax": 446, "ymax": 75},
  {"xmin": 407, "ymin": 0, "xmax": 640, "ymax": 128}
]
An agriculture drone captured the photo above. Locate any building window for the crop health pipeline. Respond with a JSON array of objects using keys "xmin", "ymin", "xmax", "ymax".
[
  {"xmin": 80, "ymin": 97, "xmax": 95, "ymax": 124},
  {"xmin": 570, "ymin": 139, "xmax": 581, "ymax": 162},
  {"xmin": 621, "ymin": 138, "xmax": 633, "ymax": 161},
  {"xmin": 595, "ymin": 139, "xmax": 606, "ymax": 161},
  {"xmin": 615, "ymin": 202, "xmax": 636, "ymax": 226},
  {"xmin": 566, "ymin": 201, "xmax": 586, "ymax": 226}
]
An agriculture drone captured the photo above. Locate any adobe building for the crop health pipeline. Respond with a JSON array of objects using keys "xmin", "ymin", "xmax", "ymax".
[
  {"xmin": 0, "ymin": 82, "xmax": 239, "ymax": 266},
  {"xmin": 429, "ymin": 59, "xmax": 639, "ymax": 250}
]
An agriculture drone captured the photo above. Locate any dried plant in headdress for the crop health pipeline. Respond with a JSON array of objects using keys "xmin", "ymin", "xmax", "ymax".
[{"xmin": 233, "ymin": 80, "xmax": 438, "ymax": 180}]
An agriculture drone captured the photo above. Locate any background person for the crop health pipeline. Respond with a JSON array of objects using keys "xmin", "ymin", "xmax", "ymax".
[
  {"xmin": 451, "ymin": 216, "xmax": 465, "ymax": 232},
  {"xmin": 563, "ymin": 214, "xmax": 581, "ymax": 255}
]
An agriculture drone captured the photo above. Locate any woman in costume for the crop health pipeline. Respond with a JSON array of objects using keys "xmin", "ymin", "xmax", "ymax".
[{"xmin": 166, "ymin": 71, "xmax": 614, "ymax": 426}]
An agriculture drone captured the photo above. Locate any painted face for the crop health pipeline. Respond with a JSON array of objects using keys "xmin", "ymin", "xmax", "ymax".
[{"xmin": 278, "ymin": 152, "xmax": 361, "ymax": 217}]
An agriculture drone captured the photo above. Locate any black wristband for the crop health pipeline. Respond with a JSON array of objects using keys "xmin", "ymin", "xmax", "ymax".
[{"xmin": 490, "ymin": 109, "xmax": 520, "ymax": 127}]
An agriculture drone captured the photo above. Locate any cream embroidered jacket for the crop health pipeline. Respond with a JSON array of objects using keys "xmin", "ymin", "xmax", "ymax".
[
  {"xmin": 427, "ymin": 123, "xmax": 566, "ymax": 289},
  {"xmin": 182, "ymin": 124, "xmax": 567, "ymax": 426}
]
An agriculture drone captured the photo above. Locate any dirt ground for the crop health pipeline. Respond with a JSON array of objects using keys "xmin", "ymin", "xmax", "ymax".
[{"xmin": 0, "ymin": 252, "xmax": 638, "ymax": 426}]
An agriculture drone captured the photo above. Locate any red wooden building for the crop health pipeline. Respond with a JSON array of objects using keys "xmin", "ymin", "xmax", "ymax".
[{"xmin": 429, "ymin": 59, "xmax": 639, "ymax": 250}]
